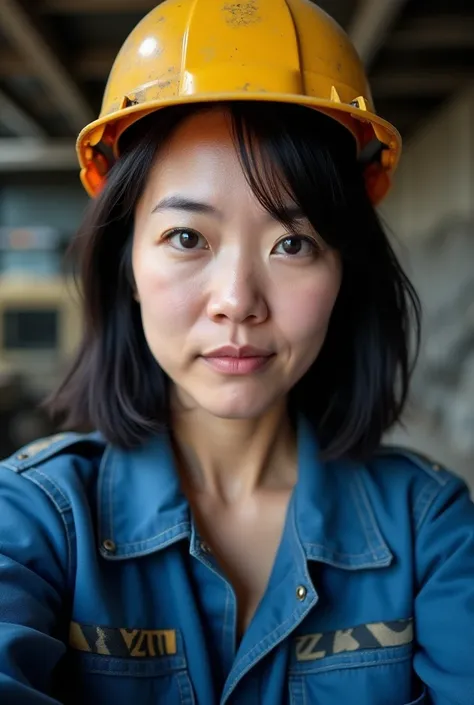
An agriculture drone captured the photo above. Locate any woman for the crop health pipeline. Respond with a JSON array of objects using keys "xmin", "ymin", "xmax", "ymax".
[{"xmin": 0, "ymin": 0, "xmax": 473, "ymax": 703}]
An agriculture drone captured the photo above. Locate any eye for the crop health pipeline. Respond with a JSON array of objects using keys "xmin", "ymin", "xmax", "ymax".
[
  {"xmin": 163, "ymin": 228, "xmax": 208, "ymax": 250},
  {"xmin": 272, "ymin": 235, "xmax": 320, "ymax": 257}
]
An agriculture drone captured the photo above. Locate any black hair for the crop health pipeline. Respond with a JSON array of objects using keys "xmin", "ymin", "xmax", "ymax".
[{"xmin": 46, "ymin": 101, "xmax": 421, "ymax": 460}]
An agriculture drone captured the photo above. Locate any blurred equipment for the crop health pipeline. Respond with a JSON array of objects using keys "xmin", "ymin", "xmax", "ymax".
[{"xmin": 0, "ymin": 226, "xmax": 81, "ymax": 456}]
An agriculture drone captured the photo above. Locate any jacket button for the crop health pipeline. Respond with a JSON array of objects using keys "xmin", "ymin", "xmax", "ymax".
[
  {"xmin": 102, "ymin": 539, "xmax": 116, "ymax": 554},
  {"xmin": 296, "ymin": 585, "xmax": 307, "ymax": 601},
  {"xmin": 200, "ymin": 541, "xmax": 212, "ymax": 555},
  {"xmin": 16, "ymin": 453, "xmax": 29, "ymax": 460}
]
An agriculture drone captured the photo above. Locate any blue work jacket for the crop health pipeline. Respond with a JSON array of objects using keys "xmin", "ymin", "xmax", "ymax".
[{"xmin": 0, "ymin": 417, "xmax": 473, "ymax": 704}]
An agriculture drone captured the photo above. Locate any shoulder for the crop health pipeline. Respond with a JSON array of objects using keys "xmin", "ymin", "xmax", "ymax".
[
  {"xmin": 371, "ymin": 444, "xmax": 456, "ymax": 488},
  {"xmin": 0, "ymin": 431, "xmax": 106, "ymax": 512},
  {"xmin": 0, "ymin": 431, "xmax": 105, "ymax": 474},
  {"xmin": 359, "ymin": 444, "xmax": 472, "ymax": 533},
  {"xmin": 0, "ymin": 432, "xmax": 107, "ymax": 580}
]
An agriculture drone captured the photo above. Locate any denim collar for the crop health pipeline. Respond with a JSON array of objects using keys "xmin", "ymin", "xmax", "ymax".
[{"xmin": 98, "ymin": 416, "xmax": 393, "ymax": 570}]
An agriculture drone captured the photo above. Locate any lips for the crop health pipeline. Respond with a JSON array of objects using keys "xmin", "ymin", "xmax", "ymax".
[
  {"xmin": 201, "ymin": 345, "xmax": 274, "ymax": 375},
  {"xmin": 203, "ymin": 345, "xmax": 273, "ymax": 359}
]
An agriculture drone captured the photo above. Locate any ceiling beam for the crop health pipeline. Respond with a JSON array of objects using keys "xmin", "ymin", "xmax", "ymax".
[
  {"xmin": 348, "ymin": 0, "xmax": 409, "ymax": 68},
  {"xmin": 371, "ymin": 70, "xmax": 472, "ymax": 99},
  {"xmin": 0, "ymin": 0, "xmax": 94, "ymax": 132},
  {"xmin": 0, "ymin": 47, "xmax": 116, "ymax": 80},
  {"xmin": 39, "ymin": 0, "xmax": 155, "ymax": 13},
  {"xmin": 388, "ymin": 17, "xmax": 474, "ymax": 50},
  {"xmin": 0, "ymin": 138, "xmax": 77, "ymax": 170},
  {"xmin": 0, "ymin": 89, "xmax": 46, "ymax": 138}
]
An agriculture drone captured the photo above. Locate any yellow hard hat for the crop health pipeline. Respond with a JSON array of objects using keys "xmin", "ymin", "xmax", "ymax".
[{"xmin": 76, "ymin": 0, "xmax": 401, "ymax": 204}]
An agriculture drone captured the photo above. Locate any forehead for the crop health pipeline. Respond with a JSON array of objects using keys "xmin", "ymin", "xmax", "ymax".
[{"xmin": 137, "ymin": 109, "xmax": 269, "ymax": 217}]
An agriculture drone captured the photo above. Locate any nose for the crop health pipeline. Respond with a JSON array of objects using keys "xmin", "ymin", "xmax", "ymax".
[{"xmin": 206, "ymin": 250, "xmax": 269, "ymax": 325}]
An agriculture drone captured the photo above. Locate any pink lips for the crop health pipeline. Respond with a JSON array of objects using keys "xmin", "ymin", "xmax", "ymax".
[{"xmin": 201, "ymin": 345, "xmax": 274, "ymax": 375}]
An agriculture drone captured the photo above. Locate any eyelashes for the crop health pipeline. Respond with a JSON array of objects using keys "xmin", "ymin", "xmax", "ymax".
[
  {"xmin": 161, "ymin": 228, "xmax": 323, "ymax": 258},
  {"xmin": 272, "ymin": 235, "xmax": 322, "ymax": 257},
  {"xmin": 162, "ymin": 228, "xmax": 208, "ymax": 250}
]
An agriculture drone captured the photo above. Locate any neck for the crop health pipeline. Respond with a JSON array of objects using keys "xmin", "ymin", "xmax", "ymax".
[{"xmin": 170, "ymin": 398, "xmax": 297, "ymax": 504}]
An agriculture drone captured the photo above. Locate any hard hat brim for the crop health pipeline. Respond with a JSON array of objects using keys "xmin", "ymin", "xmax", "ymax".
[{"xmin": 77, "ymin": 92, "xmax": 401, "ymax": 204}]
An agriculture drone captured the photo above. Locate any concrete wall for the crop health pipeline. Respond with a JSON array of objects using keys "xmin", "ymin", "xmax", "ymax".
[
  {"xmin": 382, "ymin": 86, "xmax": 474, "ymax": 240},
  {"xmin": 381, "ymin": 84, "xmax": 474, "ymax": 489}
]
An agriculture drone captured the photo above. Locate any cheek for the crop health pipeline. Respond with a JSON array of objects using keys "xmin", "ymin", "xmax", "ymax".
[
  {"xmin": 276, "ymin": 269, "xmax": 341, "ymax": 345},
  {"xmin": 133, "ymin": 251, "xmax": 202, "ymax": 330}
]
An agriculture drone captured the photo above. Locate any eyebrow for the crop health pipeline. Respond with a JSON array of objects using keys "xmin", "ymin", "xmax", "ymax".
[
  {"xmin": 152, "ymin": 196, "xmax": 221, "ymax": 216},
  {"xmin": 151, "ymin": 195, "xmax": 306, "ymax": 221}
]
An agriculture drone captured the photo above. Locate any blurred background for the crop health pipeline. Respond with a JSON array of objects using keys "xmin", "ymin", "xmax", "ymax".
[{"xmin": 0, "ymin": 0, "xmax": 473, "ymax": 487}]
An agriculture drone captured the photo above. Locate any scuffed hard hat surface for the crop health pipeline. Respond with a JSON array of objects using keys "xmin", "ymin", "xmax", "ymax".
[
  {"xmin": 100, "ymin": 0, "xmax": 373, "ymax": 116},
  {"xmin": 77, "ymin": 0, "xmax": 401, "ymax": 203}
]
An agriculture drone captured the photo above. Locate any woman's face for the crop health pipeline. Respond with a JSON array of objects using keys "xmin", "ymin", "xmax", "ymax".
[{"xmin": 133, "ymin": 108, "xmax": 342, "ymax": 420}]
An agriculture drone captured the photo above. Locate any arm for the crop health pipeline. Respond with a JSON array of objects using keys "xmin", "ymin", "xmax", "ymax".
[
  {"xmin": 414, "ymin": 474, "xmax": 474, "ymax": 704},
  {"xmin": 0, "ymin": 465, "xmax": 68, "ymax": 703}
]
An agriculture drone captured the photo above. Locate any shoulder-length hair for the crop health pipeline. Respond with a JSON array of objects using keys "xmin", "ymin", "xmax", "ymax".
[{"xmin": 46, "ymin": 101, "xmax": 421, "ymax": 460}]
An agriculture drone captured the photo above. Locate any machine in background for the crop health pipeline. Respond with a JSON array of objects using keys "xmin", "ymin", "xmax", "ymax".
[{"xmin": 0, "ymin": 226, "xmax": 82, "ymax": 457}]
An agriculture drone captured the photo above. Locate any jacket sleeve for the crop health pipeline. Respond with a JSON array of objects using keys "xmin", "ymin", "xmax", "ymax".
[
  {"xmin": 0, "ymin": 465, "xmax": 67, "ymax": 703},
  {"xmin": 413, "ymin": 472, "xmax": 474, "ymax": 704}
]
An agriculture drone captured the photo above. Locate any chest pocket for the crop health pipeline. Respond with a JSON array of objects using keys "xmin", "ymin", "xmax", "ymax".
[
  {"xmin": 288, "ymin": 617, "xmax": 426, "ymax": 705},
  {"xmin": 59, "ymin": 622, "xmax": 195, "ymax": 705}
]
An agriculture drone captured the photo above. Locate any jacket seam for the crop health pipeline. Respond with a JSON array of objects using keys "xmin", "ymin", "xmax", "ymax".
[
  {"xmin": 289, "ymin": 652, "xmax": 411, "ymax": 675},
  {"xmin": 31, "ymin": 468, "xmax": 72, "ymax": 512},
  {"xmin": 295, "ymin": 674, "xmax": 308, "ymax": 705},
  {"xmin": 351, "ymin": 472, "xmax": 387, "ymax": 560},
  {"xmin": 103, "ymin": 523, "xmax": 191, "ymax": 555},
  {"xmin": 229, "ymin": 605, "xmax": 304, "ymax": 692},
  {"xmin": 222, "ymin": 581, "xmax": 232, "ymax": 659},
  {"xmin": 24, "ymin": 471, "xmax": 74, "ymax": 584},
  {"xmin": 414, "ymin": 481, "xmax": 440, "ymax": 533},
  {"xmin": 224, "ymin": 500, "xmax": 315, "ymax": 700},
  {"xmin": 176, "ymin": 670, "xmax": 186, "ymax": 705},
  {"xmin": 303, "ymin": 542, "xmax": 378, "ymax": 559},
  {"xmin": 108, "ymin": 446, "xmax": 116, "ymax": 541},
  {"xmin": 415, "ymin": 477, "xmax": 456, "ymax": 534},
  {"xmin": 97, "ymin": 444, "xmax": 113, "ymax": 542},
  {"xmin": 304, "ymin": 555, "xmax": 390, "ymax": 570}
]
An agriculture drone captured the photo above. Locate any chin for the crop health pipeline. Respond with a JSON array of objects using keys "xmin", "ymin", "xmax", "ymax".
[
  {"xmin": 193, "ymin": 387, "xmax": 280, "ymax": 420},
  {"xmin": 207, "ymin": 406, "xmax": 267, "ymax": 420},
  {"xmin": 170, "ymin": 373, "xmax": 289, "ymax": 419}
]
